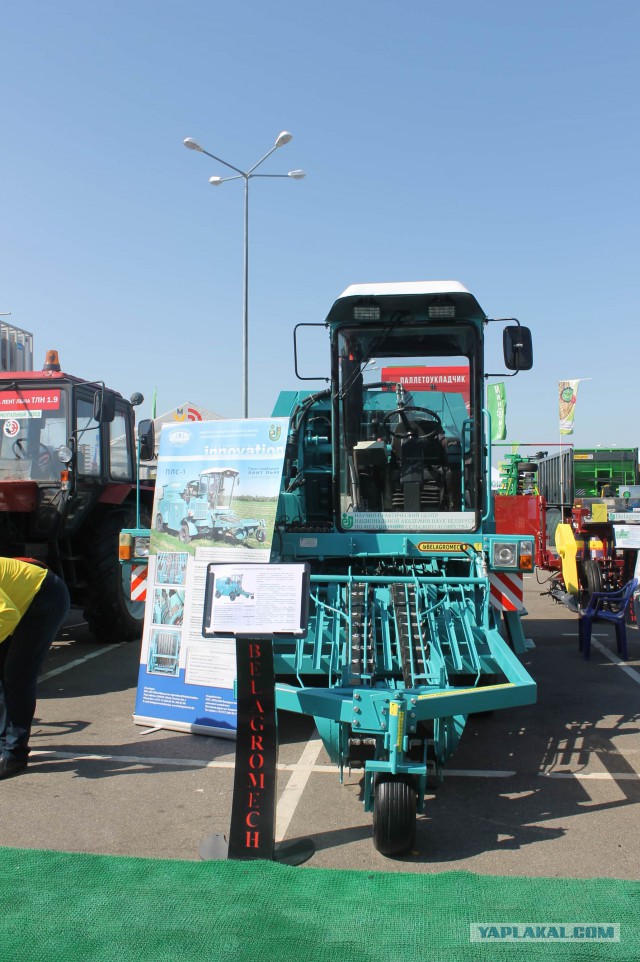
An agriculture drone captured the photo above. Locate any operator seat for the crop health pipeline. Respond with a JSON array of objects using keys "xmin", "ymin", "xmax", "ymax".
[{"xmin": 392, "ymin": 423, "xmax": 447, "ymax": 512}]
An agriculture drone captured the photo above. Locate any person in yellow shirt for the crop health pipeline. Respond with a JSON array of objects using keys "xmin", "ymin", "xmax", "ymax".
[{"xmin": 0, "ymin": 558, "xmax": 70, "ymax": 779}]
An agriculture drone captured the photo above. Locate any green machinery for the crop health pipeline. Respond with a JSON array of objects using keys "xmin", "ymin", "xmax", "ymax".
[
  {"xmin": 495, "ymin": 453, "xmax": 539, "ymax": 496},
  {"xmin": 573, "ymin": 448, "xmax": 638, "ymax": 498},
  {"xmin": 269, "ymin": 281, "xmax": 537, "ymax": 855}
]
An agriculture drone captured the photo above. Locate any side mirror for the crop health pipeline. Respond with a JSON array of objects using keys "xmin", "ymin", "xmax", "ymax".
[
  {"xmin": 137, "ymin": 419, "xmax": 155, "ymax": 461},
  {"xmin": 93, "ymin": 389, "xmax": 116, "ymax": 423},
  {"xmin": 503, "ymin": 325, "xmax": 533, "ymax": 371}
]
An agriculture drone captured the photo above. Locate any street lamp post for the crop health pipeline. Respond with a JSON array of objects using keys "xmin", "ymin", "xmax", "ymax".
[{"xmin": 183, "ymin": 132, "xmax": 305, "ymax": 419}]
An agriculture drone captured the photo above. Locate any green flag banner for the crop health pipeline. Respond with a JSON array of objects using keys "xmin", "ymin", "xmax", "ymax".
[
  {"xmin": 559, "ymin": 379, "xmax": 579, "ymax": 435},
  {"xmin": 487, "ymin": 382, "xmax": 506, "ymax": 441}
]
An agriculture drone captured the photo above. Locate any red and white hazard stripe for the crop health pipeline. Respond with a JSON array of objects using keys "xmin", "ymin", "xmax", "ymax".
[
  {"xmin": 489, "ymin": 571, "xmax": 524, "ymax": 612},
  {"xmin": 130, "ymin": 564, "xmax": 148, "ymax": 602}
]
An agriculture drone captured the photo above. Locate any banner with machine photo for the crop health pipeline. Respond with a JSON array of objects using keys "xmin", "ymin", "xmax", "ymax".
[{"xmin": 133, "ymin": 417, "xmax": 288, "ymax": 736}]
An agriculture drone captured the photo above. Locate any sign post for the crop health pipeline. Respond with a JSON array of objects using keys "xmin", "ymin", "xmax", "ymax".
[{"xmin": 198, "ymin": 563, "xmax": 314, "ymax": 865}]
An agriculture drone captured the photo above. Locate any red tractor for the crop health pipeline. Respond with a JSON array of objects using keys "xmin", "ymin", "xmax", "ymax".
[{"xmin": 0, "ymin": 334, "xmax": 154, "ymax": 642}]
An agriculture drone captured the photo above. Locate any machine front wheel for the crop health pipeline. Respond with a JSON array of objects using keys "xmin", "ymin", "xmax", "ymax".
[
  {"xmin": 179, "ymin": 523, "xmax": 191, "ymax": 544},
  {"xmin": 372, "ymin": 774, "xmax": 417, "ymax": 856}
]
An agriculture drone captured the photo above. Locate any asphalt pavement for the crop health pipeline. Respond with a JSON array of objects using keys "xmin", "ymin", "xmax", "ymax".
[{"xmin": 2, "ymin": 574, "xmax": 640, "ymax": 878}]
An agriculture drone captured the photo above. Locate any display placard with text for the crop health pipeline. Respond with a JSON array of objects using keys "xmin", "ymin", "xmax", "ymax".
[{"xmin": 133, "ymin": 418, "xmax": 288, "ymax": 736}]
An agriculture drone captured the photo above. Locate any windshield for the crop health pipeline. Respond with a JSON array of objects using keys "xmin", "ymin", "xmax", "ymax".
[
  {"xmin": 336, "ymin": 322, "xmax": 480, "ymax": 533},
  {"xmin": 0, "ymin": 384, "xmax": 68, "ymax": 481},
  {"xmin": 200, "ymin": 471, "xmax": 236, "ymax": 511}
]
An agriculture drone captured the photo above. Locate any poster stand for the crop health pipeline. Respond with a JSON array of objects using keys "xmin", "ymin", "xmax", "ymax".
[{"xmin": 199, "ymin": 565, "xmax": 314, "ymax": 866}]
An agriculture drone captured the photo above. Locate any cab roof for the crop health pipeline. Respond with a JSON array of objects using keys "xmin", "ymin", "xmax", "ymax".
[{"xmin": 325, "ymin": 281, "xmax": 486, "ymax": 324}]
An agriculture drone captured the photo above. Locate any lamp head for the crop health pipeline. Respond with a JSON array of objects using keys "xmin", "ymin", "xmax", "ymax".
[
  {"xmin": 183, "ymin": 137, "xmax": 203, "ymax": 152},
  {"xmin": 209, "ymin": 176, "xmax": 223, "ymax": 185},
  {"xmin": 288, "ymin": 169, "xmax": 306, "ymax": 180},
  {"xmin": 275, "ymin": 131, "xmax": 293, "ymax": 148}
]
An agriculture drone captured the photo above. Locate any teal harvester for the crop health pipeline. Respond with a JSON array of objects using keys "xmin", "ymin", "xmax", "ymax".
[{"xmin": 270, "ymin": 280, "xmax": 536, "ymax": 855}]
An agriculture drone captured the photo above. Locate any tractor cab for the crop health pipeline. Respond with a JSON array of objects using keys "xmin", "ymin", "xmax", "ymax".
[
  {"xmin": 332, "ymin": 286, "xmax": 482, "ymax": 531},
  {"xmin": 0, "ymin": 352, "xmax": 137, "ymax": 498},
  {"xmin": 0, "ymin": 356, "xmax": 139, "ymax": 544},
  {"xmin": 280, "ymin": 281, "xmax": 532, "ymax": 536},
  {"xmin": 196, "ymin": 468, "xmax": 239, "ymax": 514}
]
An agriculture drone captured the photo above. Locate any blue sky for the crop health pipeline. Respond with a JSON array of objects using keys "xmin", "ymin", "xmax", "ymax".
[{"xmin": 2, "ymin": 1, "xmax": 638, "ymax": 453}]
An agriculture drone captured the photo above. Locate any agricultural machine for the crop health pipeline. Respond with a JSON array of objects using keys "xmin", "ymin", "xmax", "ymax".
[
  {"xmin": 155, "ymin": 467, "xmax": 266, "ymax": 545},
  {"xmin": 120, "ymin": 280, "xmax": 537, "ymax": 855},
  {"xmin": 268, "ymin": 280, "xmax": 537, "ymax": 854},
  {"xmin": 215, "ymin": 575, "xmax": 254, "ymax": 600},
  {"xmin": 494, "ymin": 449, "xmax": 640, "ymax": 612},
  {"xmin": 147, "ymin": 629, "xmax": 181, "ymax": 675},
  {"xmin": 0, "ymin": 324, "xmax": 155, "ymax": 642},
  {"xmin": 153, "ymin": 589, "xmax": 185, "ymax": 625}
]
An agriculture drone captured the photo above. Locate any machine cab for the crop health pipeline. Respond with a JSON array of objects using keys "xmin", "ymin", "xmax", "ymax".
[
  {"xmin": 329, "ymin": 282, "xmax": 487, "ymax": 534},
  {"xmin": 0, "ymin": 358, "xmax": 136, "ymax": 487}
]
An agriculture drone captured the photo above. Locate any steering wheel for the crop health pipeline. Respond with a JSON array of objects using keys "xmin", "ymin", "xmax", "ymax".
[
  {"xmin": 12, "ymin": 439, "xmax": 52, "ymax": 467},
  {"xmin": 382, "ymin": 406, "xmax": 443, "ymax": 441}
]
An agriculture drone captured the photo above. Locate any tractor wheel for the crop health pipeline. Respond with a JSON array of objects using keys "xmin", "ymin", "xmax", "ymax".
[
  {"xmin": 82, "ymin": 505, "xmax": 150, "ymax": 644},
  {"xmin": 154, "ymin": 513, "xmax": 164, "ymax": 532},
  {"xmin": 256, "ymin": 528, "xmax": 266, "ymax": 543},
  {"xmin": 234, "ymin": 529, "xmax": 247, "ymax": 542},
  {"xmin": 178, "ymin": 522, "xmax": 191, "ymax": 544},
  {"xmin": 580, "ymin": 558, "xmax": 603, "ymax": 603},
  {"xmin": 215, "ymin": 590, "xmax": 221, "ymax": 599},
  {"xmin": 229, "ymin": 592, "xmax": 237, "ymax": 601},
  {"xmin": 372, "ymin": 774, "xmax": 417, "ymax": 857}
]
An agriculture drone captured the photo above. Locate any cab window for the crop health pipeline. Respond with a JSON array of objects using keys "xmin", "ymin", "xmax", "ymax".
[
  {"xmin": 109, "ymin": 410, "xmax": 133, "ymax": 480},
  {"xmin": 76, "ymin": 398, "xmax": 101, "ymax": 476}
]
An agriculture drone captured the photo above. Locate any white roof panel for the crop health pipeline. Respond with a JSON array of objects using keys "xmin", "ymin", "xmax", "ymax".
[{"xmin": 337, "ymin": 281, "xmax": 471, "ymax": 299}]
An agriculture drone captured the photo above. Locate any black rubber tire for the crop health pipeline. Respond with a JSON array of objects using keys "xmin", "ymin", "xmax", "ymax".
[
  {"xmin": 372, "ymin": 774, "xmax": 417, "ymax": 856},
  {"xmin": 154, "ymin": 513, "xmax": 164, "ymax": 531},
  {"xmin": 178, "ymin": 522, "xmax": 191, "ymax": 544},
  {"xmin": 256, "ymin": 528, "xmax": 266, "ymax": 543},
  {"xmin": 580, "ymin": 558, "xmax": 603, "ymax": 602},
  {"xmin": 229, "ymin": 592, "xmax": 236, "ymax": 601},
  {"xmin": 83, "ymin": 505, "xmax": 150, "ymax": 643}
]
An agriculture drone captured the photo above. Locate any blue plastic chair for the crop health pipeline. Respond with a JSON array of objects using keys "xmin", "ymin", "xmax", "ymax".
[{"xmin": 578, "ymin": 578, "xmax": 639, "ymax": 661}]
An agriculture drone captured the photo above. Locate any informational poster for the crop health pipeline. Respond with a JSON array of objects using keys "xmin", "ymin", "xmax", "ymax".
[
  {"xmin": 134, "ymin": 418, "xmax": 288, "ymax": 737},
  {"xmin": 203, "ymin": 563, "xmax": 310, "ymax": 637},
  {"xmin": 613, "ymin": 525, "xmax": 640, "ymax": 550}
]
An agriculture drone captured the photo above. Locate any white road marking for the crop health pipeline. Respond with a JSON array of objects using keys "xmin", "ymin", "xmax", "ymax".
[
  {"xmin": 542, "ymin": 771, "xmax": 640, "ymax": 780},
  {"xmin": 275, "ymin": 737, "xmax": 325, "ymax": 842},
  {"xmin": 562, "ymin": 633, "xmax": 640, "ymax": 684},
  {"xmin": 27, "ymin": 749, "xmax": 640, "ymax": 782},
  {"xmin": 590, "ymin": 638, "xmax": 640, "ymax": 685},
  {"xmin": 40, "ymin": 645, "xmax": 124, "ymax": 681}
]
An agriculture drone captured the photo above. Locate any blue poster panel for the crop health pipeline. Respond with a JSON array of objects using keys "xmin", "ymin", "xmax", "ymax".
[{"xmin": 134, "ymin": 418, "xmax": 288, "ymax": 737}]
